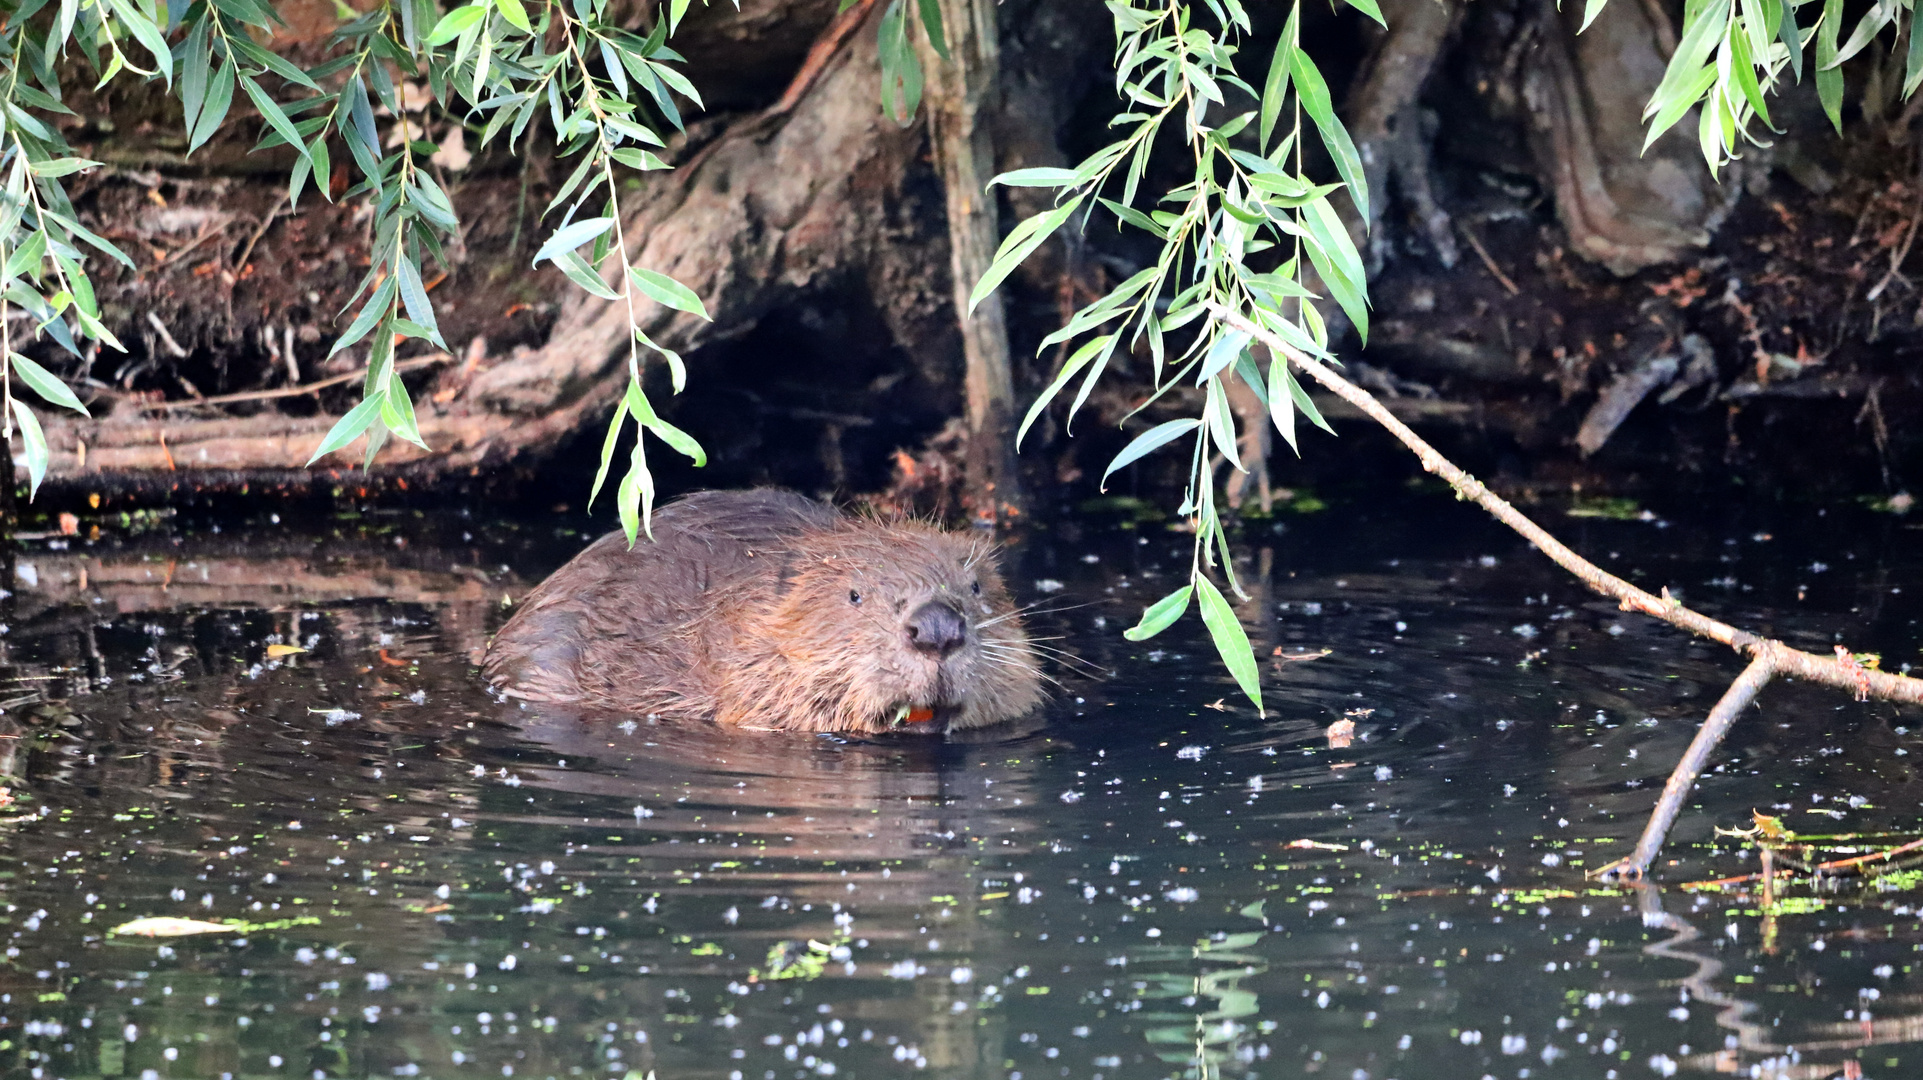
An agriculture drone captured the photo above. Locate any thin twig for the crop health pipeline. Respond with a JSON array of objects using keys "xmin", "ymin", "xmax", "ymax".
[
  {"xmin": 768, "ymin": 0, "xmax": 881, "ymax": 118},
  {"xmin": 233, "ymin": 207, "xmax": 288, "ymax": 272},
  {"xmin": 1809, "ymin": 833, "xmax": 1923, "ymax": 874},
  {"xmin": 1456, "ymin": 221, "xmax": 1520, "ymax": 296},
  {"xmin": 675, "ymin": 0, "xmax": 881, "ymax": 182},
  {"xmin": 1213, "ymin": 303, "xmax": 1923, "ymax": 878},
  {"xmin": 1681, "ymin": 834, "xmax": 1923, "ymax": 890},
  {"xmin": 124, "ymin": 353, "xmax": 450, "ymax": 411},
  {"xmin": 1867, "ymin": 171, "xmax": 1923, "ymax": 303},
  {"xmin": 1607, "ymin": 656, "xmax": 1773, "ymax": 878},
  {"xmin": 150, "ymin": 219, "xmax": 229, "ymax": 268},
  {"xmin": 144, "ymin": 312, "xmax": 188, "ymax": 358}
]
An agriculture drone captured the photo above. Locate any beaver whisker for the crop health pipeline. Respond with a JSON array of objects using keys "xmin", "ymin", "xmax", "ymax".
[
  {"xmin": 975, "ymin": 599, "xmax": 1059, "ymax": 626},
  {"xmin": 975, "ymin": 651, "xmax": 1065, "ymax": 688},
  {"xmin": 980, "ymin": 642, "xmax": 1077, "ymax": 674},
  {"xmin": 1002, "ymin": 638, "xmax": 1099, "ymax": 664},
  {"xmin": 976, "ymin": 598, "xmax": 1101, "ymax": 628},
  {"xmin": 984, "ymin": 639, "xmax": 1103, "ymax": 678},
  {"xmin": 960, "ymin": 540, "xmax": 1004, "ymax": 575},
  {"xmin": 1027, "ymin": 666, "xmax": 1070, "ymax": 690},
  {"xmin": 992, "ymin": 633, "xmax": 1092, "ymax": 656},
  {"xmin": 979, "ymin": 636, "xmax": 1048, "ymax": 653}
]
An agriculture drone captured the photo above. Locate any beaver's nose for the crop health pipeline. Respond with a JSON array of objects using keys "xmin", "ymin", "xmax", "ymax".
[{"xmin": 905, "ymin": 601, "xmax": 966, "ymax": 656}]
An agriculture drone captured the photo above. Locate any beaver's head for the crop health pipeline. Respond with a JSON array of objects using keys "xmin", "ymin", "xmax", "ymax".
[{"xmin": 729, "ymin": 520, "xmax": 1044, "ymax": 735}]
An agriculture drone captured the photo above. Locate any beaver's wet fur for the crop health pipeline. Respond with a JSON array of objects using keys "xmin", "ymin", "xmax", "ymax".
[{"xmin": 482, "ymin": 490, "xmax": 1044, "ymax": 734}]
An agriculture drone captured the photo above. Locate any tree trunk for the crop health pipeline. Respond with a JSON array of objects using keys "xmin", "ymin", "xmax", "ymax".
[{"xmin": 917, "ymin": 0, "xmax": 1026, "ymax": 525}]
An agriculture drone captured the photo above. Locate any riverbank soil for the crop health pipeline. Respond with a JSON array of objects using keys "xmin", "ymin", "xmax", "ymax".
[{"xmin": 10, "ymin": 0, "xmax": 1920, "ymax": 514}]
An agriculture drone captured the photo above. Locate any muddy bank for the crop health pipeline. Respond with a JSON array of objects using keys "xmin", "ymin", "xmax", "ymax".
[{"xmin": 10, "ymin": 0, "xmax": 1923, "ymax": 513}]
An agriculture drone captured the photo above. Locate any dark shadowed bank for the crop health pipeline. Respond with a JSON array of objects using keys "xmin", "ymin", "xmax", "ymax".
[{"xmin": 11, "ymin": 0, "xmax": 1922, "ymax": 514}]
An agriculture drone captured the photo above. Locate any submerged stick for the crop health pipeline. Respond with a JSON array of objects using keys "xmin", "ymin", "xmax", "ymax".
[
  {"xmin": 1620, "ymin": 655, "xmax": 1773, "ymax": 875},
  {"xmin": 1211, "ymin": 304, "xmax": 1923, "ymax": 878}
]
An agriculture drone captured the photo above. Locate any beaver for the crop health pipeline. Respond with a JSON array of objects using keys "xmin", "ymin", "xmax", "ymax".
[{"xmin": 482, "ymin": 489, "xmax": 1044, "ymax": 734}]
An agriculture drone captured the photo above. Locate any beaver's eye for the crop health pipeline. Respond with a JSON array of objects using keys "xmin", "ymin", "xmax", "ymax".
[
  {"xmin": 849, "ymin": 589, "xmax": 862, "ymax": 605},
  {"xmin": 971, "ymin": 580, "xmax": 982, "ymax": 596}
]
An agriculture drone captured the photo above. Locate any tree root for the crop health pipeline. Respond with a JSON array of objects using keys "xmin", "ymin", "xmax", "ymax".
[
  {"xmin": 1212, "ymin": 303, "xmax": 1923, "ymax": 881},
  {"xmin": 24, "ymin": 0, "xmax": 1101, "ymax": 503},
  {"xmin": 1345, "ymin": 0, "xmax": 1461, "ymax": 270},
  {"xmin": 27, "ymin": 0, "xmax": 942, "ymax": 498},
  {"xmin": 1521, "ymin": 0, "xmax": 1721, "ymax": 275}
]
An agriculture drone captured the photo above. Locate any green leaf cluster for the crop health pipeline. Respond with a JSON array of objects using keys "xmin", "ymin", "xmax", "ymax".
[
  {"xmin": 0, "ymin": 0, "xmax": 718, "ymax": 519},
  {"xmin": 869, "ymin": 0, "xmax": 946, "ymax": 125},
  {"xmin": 972, "ymin": 0, "xmax": 1377, "ymax": 711},
  {"xmin": 1627, "ymin": 0, "xmax": 1923, "ymax": 174}
]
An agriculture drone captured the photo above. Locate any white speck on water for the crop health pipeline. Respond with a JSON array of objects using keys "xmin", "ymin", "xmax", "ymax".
[{"xmin": 1034, "ymin": 579, "xmax": 1065, "ymax": 593}]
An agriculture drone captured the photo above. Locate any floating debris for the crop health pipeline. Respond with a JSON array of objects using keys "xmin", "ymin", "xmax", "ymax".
[{"xmin": 110, "ymin": 917, "xmax": 235, "ymax": 938}]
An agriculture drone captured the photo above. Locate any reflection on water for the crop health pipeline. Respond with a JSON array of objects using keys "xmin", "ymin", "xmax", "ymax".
[{"xmin": 0, "ymin": 499, "xmax": 1915, "ymax": 1079}]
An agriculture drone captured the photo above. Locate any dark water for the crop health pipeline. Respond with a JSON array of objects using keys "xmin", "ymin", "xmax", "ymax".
[{"xmin": 0, "ymin": 494, "xmax": 1917, "ymax": 1080}]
